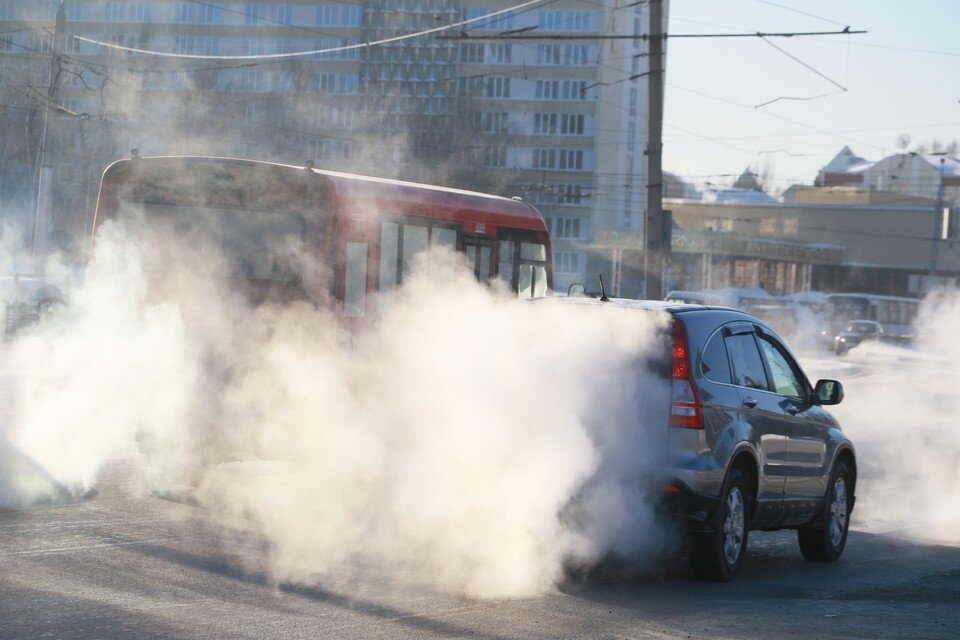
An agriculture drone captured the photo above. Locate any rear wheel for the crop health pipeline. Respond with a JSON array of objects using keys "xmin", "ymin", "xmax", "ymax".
[
  {"xmin": 798, "ymin": 461, "xmax": 852, "ymax": 561},
  {"xmin": 689, "ymin": 468, "xmax": 750, "ymax": 581}
]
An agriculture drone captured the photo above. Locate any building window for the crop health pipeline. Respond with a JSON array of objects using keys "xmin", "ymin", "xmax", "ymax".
[
  {"xmin": 485, "ymin": 76, "xmax": 510, "ymax": 98},
  {"xmin": 244, "ymin": 3, "xmax": 291, "ymax": 24},
  {"xmin": 558, "ymin": 184, "xmax": 585, "ymax": 205},
  {"xmin": 554, "ymin": 252, "xmax": 582, "ymax": 274},
  {"xmin": 536, "ymin": 44, "xmax": 562, "ymax": 65},
  {"xmin": 458, "ymin": 76, "xmax": 485, "ymax": 97},
  {"xmin": 487, "ymin": 43, "xmax": 511, "ymax": 64},
  {"xmin": 536, "ymin": 80, "xmax": 589, "ymax": 101},
  {"xmin": 482, "ymin": 147, "xmax": 507, "ymax": 168},
  {"xmin": 0, "ymin": 0, "xmax": 11, "ymax": 20},
  {"xmin": 104, "ymin": 2, "xmax": 125, "ymax": 22},
  {"xmin": 536, "ymin": 80, "xmax": 559, "ymax": 100},
  {"xmin": 239, "ymin": 70, "xmax": 269, "ymax": 92},
  {"xmin": 316, "ymin": 138, "xmax": 351, "ymax": 160},
  {"xmin": 460, "ymin": 42, "xmax": 485, "ymax": 63},
  {"xmin": 65, "ymin": 1, "xmax": 83, "ymax": 20},
  {"xmin": 464, "ymin": 7, "xmax": 515, "ymax": 29},
  {"xmin": 564, "ymin": 44, "xmax": 590, "ymax": 65},
  {"xmin": 533, "ymin": 113, "xmax": 557, "ymax": 135},
  {"xmin": 559, "ymin": 149, "xmax": 583, "ymax": 170},
  {"xmin": 560, "ymin": 114, "xmax": 584, "ymax": 135},
  {"xmin": 319, "ymin": 72, "xmax": 359, "ymax": 94},
  {"xmin": 538, "ymin": 10, "xmax": 591, "ymax": 31},
  {"xmin": 473, "ymin": 111, "xmax": 509, "ymax": 134},
  {"xmin": 175, "ymin": 36, "xmax": 195, "ymax": 55},
  {"xmin": 532, "ymin": 148, "xmax": 556, "ymax": 169},
  {"xmin": 314, "ymin": 39, "xmax": 359, "ymax": 60},
  {"xmin": 198, "ymin": 3, "xmax": 221, "ymax": 24},
  {"xmin": 316, "ymin": 4, "xmax": 362, "ymax": 26},
  {"xmin": 175, "ymin": 3, "xmax": 197, "ymax": 22},
  {"xmin": 317, "ymin": 105, "xmax": 354, "ymax": 128},
  {"xmin": 550, "ymin": 217, "xmax": 582, "ymax": 239}
]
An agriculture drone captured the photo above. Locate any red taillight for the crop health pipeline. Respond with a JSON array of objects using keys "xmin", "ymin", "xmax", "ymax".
[
  {"xmin": 670, "ymin": 318, "xmax": 704, "ymax": 430},
  {"xmin": 672, "ymin": 320, "xmax": 690, "ymax": 379}
]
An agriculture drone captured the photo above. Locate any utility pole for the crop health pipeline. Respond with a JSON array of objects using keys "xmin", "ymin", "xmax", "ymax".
[
  {"xmin": 32, "ymin": 0, "xmax": 66, "ymax": 272},
  {"xmin": 928, "ymin": 156, "xmax": 947, "ymax": 284},
  {"xmin": 643, "ymin": 0, "xmax": 665, "ymax": 300}
]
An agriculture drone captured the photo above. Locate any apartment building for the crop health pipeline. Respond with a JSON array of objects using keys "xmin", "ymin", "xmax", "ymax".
[{"xmin": 0, "ymin": 0, "xmax": 661, "ymax": 292}]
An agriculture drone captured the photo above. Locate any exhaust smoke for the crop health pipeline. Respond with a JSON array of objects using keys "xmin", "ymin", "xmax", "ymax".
[{"xmin": 3, "ymin": 217, "xmax": 672, "ymax": 597}]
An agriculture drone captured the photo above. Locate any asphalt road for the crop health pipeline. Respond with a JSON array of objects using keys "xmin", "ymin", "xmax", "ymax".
[
  {"xmin": 1, "ymin": 462, "xmax": 958, "ymax": 640},
  {"xmin": 2, "ymin": 347, "xmax": 959, "ymax": 639}
]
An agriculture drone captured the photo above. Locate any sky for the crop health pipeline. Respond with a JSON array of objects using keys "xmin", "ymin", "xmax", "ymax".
[{"xmin": 662, "ymin": 0, "xmax": 960, "ymax": 192}]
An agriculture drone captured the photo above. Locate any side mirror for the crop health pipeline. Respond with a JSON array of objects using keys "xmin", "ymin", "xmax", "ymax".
[
  {"xmin": 567, "ymin": 283, "xmax": 587, "ymax": 297},
  {"xmin": 814, "ymin": 379, "xmax": 844, "ymax": 405}
]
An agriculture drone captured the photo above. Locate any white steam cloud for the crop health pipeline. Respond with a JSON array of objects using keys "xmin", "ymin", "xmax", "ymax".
[
  {"xmin": 8, "ymin": 214, "xmax": 959, "ymax": 597},
  {"xmin": 821, "ymin": 293, "xmax": 960, "ymax": 545},
  {"xmin": 2, "ymin": 218, "xmax": 672, "ymax": 597}
]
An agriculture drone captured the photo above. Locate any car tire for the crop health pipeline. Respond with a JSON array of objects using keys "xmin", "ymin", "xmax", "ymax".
[
  {"xmin": 689, "ymin": 467, "xmax": 750, "ymax": 582},
  {"xmin": 798, "ymin": 460, "xmax": 853, "ymax": 562}
]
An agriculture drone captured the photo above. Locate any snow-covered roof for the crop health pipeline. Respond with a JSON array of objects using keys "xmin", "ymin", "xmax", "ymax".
[
  {"xmin": 820, "ymin": 146, "xmax": 874, "ymax": 175},
  {"xmin": 701, "ymin": 187, "xmax": 778, "ymax": 204},
  {"xmin": 918, "ymin": 154, "xmax": 960, "ymax": 177}
]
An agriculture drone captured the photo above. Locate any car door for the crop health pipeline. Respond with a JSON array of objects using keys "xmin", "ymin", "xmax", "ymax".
[
  {"xmin": 722, "ymin": 322, "xmax": 788, "ymax": 524},
  {"xmin": 755, "ymin": 331, "xmax": 831, "ymax": 524}
]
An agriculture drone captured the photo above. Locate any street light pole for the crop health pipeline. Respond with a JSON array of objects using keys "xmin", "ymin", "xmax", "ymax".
[
  {"xmin": 928, "ymin": 156, "xmax": 946, "ymax": 284},
  {"xmin": 32, "ymin": 0, "xmax": 66, "ymax": 272},
  {"xmin": 643, "ymin": 0, "xmax": 665, "ymax": 300}
]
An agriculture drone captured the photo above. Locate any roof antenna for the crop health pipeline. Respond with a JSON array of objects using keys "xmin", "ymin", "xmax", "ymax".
[{"xmin": 598, "ymin": 274, "xmax": 610, "ymax": 302}]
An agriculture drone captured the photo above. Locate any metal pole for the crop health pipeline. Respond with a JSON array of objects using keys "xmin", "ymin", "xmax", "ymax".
[
  {"xmin": 32, "ymin": 0, "xmax": 66, "ymax": 272},
  {"xmin": 643, "ymin": 0, "xmax": 665, "ymax": 300},
  {"xmin": 928, "ymin": 157, "xmax": 946, "ymax": 282}
]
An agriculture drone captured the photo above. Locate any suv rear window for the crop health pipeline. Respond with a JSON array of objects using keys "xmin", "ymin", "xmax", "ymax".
[{"xmin": 700, "ymin": 333, "xmax": 732, "ymax": 384}]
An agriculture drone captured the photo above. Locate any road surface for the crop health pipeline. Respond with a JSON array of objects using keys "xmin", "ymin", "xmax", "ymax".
[
  {"xmin": 1, "ymin": 462, "xmax": 958, "ymax": 640},
  {"xmin": 2, "ymin": 347, "xmax": 958, "ymax": 639}
]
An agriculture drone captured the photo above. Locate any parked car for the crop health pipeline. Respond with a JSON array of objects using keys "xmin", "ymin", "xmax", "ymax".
[{"xmin": 534, "ymin": 297, "xmax": 856, "ymax": 581}]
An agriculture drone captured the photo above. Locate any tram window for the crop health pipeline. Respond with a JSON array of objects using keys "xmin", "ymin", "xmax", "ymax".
[
  {"xmin": 432, "ymin": 227, "xmax": 457, "ymax": 251},
  {"xmin": 521, "ymin": 242, "xmax": 547, "ymax": 260},
  {"xmin": 344, "ymin": 242, "xmax": 368, "ymax": 317},
  {"xmin": 379, "ymin": 222, "xmax": 399, "ymax": 293},
  {"xmin": 498, "ymin": 240, "xmax": 515, "ymax": 283},
  {"xmin": 477, "ymin": 245, "xmax": 491, "ymax": 284},
  {"xmin": 402, "ymin": 225, "xmax": 429, "ymax": 275},
  {"xmin": 519, "ymin": 264, "xmax": 548, "ymax": 298}
]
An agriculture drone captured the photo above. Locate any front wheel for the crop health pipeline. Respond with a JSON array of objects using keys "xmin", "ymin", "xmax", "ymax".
[
  {"xmin": 798, "ymin": 461, "xmax": 853, "ymax": 561},
  {"xmin": 689, "ymin": 468, "xmax": 750, "ymax": 581}
]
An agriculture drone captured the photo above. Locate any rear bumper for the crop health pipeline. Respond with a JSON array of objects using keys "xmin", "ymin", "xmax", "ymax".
[{"xmin": 656, "ymin": 479, "xmax": 721, "ymax": 531}]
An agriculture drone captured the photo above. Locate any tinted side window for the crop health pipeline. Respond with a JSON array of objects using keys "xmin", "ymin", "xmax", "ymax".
[
  {"xmin": 758, "ymin": 337, "xmax": 804, "ymax": 398},
  {"xmin": 700, "ymin": 333, "xmax": 732, "ymax": 384},
  {"xmin": 725, "ymin": 334, "xmax": 768, "ymax": 391}
]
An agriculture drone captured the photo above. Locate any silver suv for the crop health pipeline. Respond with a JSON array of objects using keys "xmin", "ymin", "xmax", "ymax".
[{"xmin": 542, "ymin": 298, "xmax": 857, "ymax": 581}]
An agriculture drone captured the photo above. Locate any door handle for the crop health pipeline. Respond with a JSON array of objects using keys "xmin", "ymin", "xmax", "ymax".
[
  {"xmin": 742, "ymin": 397, "xmax": 758, "ymax": 409},
  {"xmin": 785, "ymin": 404, "xmax": 800, "ymax": 415}
]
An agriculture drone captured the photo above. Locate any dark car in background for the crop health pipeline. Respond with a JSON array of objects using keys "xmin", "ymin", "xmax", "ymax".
[
  {"xmin": 834, "ymin": 319, "xmax": 914, "ymax": 355},
  {"xmin": 535, "ymin": 297, "xmax": 856, "ymax": 581}
]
